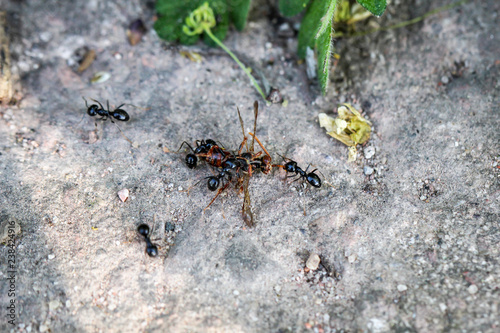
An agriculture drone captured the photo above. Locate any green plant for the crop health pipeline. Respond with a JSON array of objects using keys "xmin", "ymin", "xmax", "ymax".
[
  {"xmin": 154, "ymin": 0, "xmax": 266, "ymax": 100},
  {"xmin": 281, "ymin": 0, "xmax": 386, "ymax": 94}
]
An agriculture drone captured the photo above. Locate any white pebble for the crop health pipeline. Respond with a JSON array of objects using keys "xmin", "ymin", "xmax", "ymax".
[
  {"xmin": 48, "ymin": 254, "xmax": 55, "ymax": 260},
  {"xmin": 467, "ymin": 284, "xmax": 478, "ymax": 294},
  {"xmin": 306, "ymin": 253, "xmax": 321, "ymax": 270},
  {"xmin": 117, "ymin": 188, "xmax": 129, "ymax": 202},
  {"xmin": 363, "ymin": 166, "xmax": 374, "ymax": 175},
  {"xmin": 397, "ymin": 284, "xmax": 408, "ymax": 292},
  {"xmin": 364, "ymin": 146, "xmax": 375, "ymax": 159}
]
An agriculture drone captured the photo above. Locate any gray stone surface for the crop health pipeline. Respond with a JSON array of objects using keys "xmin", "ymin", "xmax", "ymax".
[{"xmin": 0, "ymin": 0, "xmax": 498, "ymax": 332}]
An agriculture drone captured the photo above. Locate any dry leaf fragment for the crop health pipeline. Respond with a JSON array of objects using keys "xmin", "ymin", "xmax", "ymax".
[
  {"xmin": 179, "ymin": 50, "xmax": 203, "ymax": 63},
  {"xmin": 319, "ymin": 103, "xmax": 372, "ymax": 161}
]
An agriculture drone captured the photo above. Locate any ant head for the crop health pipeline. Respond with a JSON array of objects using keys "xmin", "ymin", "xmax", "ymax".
[
  {"xmin": 284, "ymin": 161, "xmax": 297, "ymax": 173},
  {"xmin": 87, "ymin": 104, "xmax": 99, "ymax": 116},
  {"xmin": 207, "ymin": 176, "xmax": 219, "ymax": 191},
  {"xmin": 137, "ymin": 224, "xmax": 150, "ymax": 237},
  {"xmin": 206, "ymin": 139, "xmax": 217, "ymax": 147},
  {"xmin": 185, "ymin": 154, "xmax": 198, "ymax": 169}
]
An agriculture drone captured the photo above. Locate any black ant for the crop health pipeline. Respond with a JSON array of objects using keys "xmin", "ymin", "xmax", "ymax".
[
  {"xmin": 83, "ymin": 97, "xmax": 130, "ymax": 122},
  {"xmin": 137, "ymin": 224, "xmax": 158, "ymax": 257},
  {"xmin": 177, "ymin": 139, "xmax": 229, "ymax": 169},
  {"xmin": 81, "ymin": 97, "xmax": 132, "ymax": 144},
  {"xmin": 274, "ymin": 158, "xmax": 322, "ymax": 188}
]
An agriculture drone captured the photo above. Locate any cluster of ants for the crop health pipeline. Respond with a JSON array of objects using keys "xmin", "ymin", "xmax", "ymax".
[
  {"xmin": 82, "ymin": 99, "xmax": 321, "ymax": 257},
  {"xmin": 176, "ymin": 101, "xmax": 322, "ymax": 228}
]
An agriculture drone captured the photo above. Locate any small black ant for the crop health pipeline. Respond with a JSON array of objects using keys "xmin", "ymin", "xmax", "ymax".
[
  {"xmin": 137, "ymin": 224, "xmax": 158, "ymax": 257},
  {"xmin": 82, "ymin": 97, "xmax": 132, "ymax": 143},
  {"xmin": 83, "ymin": 97, "xmax": 130, "ymax": 122},
  {"xmin": 274, "ymin": 158, "xmax": 322, "ymax": 188}
]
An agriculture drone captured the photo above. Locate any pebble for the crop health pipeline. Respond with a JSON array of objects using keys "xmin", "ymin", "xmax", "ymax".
[
  {"xmin": 49, "ymin": 300, "xmax": 62, "ymax": 311},
  {"xmin": 306, "ymin": 253, "xmax": 321, "ymax": 270},
  {"xmin": 467, "ymin": 284, "xmax": 478, "ymax": 294},
  {"xmin": 397, "ymin": 284, "xmax": 408, "ymax": 292},
  {"xmin": 364, "ymin": 146, "xmax": 375, "ymax": 159},
  {"xmin": 48, "ymin": 254, "xmax": 55, "ymax": 260},
  {"xmin": 117, "ymin": 188, "xmax": 129, "ymax": 202},
  {"xmin": 420, "ymin": 195, "xmax": 427, "ymax": 201},
  {"xmin": 363, "ymin": 166, "xmax": 374, "ymax": 175},
  {"xmin": 348, "ymin": 254, "xmax": 357, "ymax": 263},
  {"xmin": 441, "ymin": 76, "xmax": 449, "ymax": 84}
]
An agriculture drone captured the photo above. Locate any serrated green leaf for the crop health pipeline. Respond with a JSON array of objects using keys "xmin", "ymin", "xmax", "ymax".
[
  {"xmin": 279, "ymin": 0, "xmax": 311, "ymax": 17},
  {"xmin": 229, "ymin": 0, "xmax": 251, "ymax": 31},
  {"xmin": 315, "ymin": 0, "xmax": 336, "ymax": 39},
  {"xmin": 154, "ymin": 16, "xmax": 183, "ymax": 41},
  {"xmin": 356, "ymin": 0, "xmax": 386, "ymax": 17},
  {"xmin": 297, "ymin": 0, "xmax": 328, "ymax": 58},
  {"xmin": 156, "ymin": 0, "xmax": 197, "ymax": 17},
  {"xmin": 316, "ymin": 18, "xmax": 333, "ymax": 94}
]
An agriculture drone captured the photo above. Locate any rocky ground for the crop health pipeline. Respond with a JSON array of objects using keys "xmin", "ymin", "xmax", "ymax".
[{"xmin": 0, "ymin": 0, "xmax": 498, "ymax": 332}]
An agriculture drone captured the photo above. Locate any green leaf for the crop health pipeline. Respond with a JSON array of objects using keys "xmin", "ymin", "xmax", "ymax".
[
  {"xmin": 356, "ymin": 0, "xmax": 386, "ymax": 17},
  {"xmin": 316, "ymin": 21, "xmax": 333, "ymax": 94},
  {"xmin": 156, "ymin": 0, "xmax": 197, "ymax": 17},
  {"xmin": 297, "ymin": 0, "xmax": 328, "ymax": 58},
  {"xmin": 228, "ymin": 0, "xmax": 251, "ymax": 31},
  {"xmin": 279, "ymin": 0, "xmax": 311, "ymax": 17},
  {"xmin": 154, "ymin": 16, "xmax": 183, "ymax": 41}
]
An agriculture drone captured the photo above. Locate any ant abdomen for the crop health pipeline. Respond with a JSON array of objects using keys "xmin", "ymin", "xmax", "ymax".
[
  {"xmin": 137, "ymin": 224, "xmax": 150, "ymax": 237},
  {"xmin": 307, "ymin": 173, "xmax": 321, "ymax": 188},
  {"xmin": 111, "ymin": 110, "xmax": 130, "ymax": 122},
  {"xmin": 146, "ymin": 243, "xmax": 158, "ymax": 257}
]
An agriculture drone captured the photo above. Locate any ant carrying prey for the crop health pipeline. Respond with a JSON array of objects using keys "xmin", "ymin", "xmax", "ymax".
[
  {"xmin": 81, "ymin": 97, "xmax": 132, "ymax": 144},
  {"xmin": 177, "ymin": 139, "xmax": 229, "ymax": 169}
]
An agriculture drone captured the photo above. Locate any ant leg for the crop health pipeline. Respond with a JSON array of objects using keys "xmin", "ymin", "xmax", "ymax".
[
  {"xmin": 203, "ymin": 182, "xmax": 230, "ymax": 213},
  {"xmin": 176, "ymin": 141, "xmax": 196, "ymax": 153},
  {"xmin": 237, "ymin": 136, "xmax": 248, "ymax": 155},
  {"xmin": 248, "ymin": 132, "xmax": 271, "ymax": 157},
  {"xmin": 72, "ymin": 113, "xmax": 87, "ymax": 130},
  {"xmin": 107, "ymin": 100, "xmax": 110, "ymax": 112},
  {"xmin": 111, "ymin": 122, "xmax": 133, "ymax": 144}
]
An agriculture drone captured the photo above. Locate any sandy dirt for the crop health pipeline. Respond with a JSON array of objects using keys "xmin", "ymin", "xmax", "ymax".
[{"xmin": 0, "ymin": 0, "xmax": 499, "ymax": 332}]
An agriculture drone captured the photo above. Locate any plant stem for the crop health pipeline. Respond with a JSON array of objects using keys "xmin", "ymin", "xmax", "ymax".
[{"xmin": 204, "ymin": 28, "xmax": 267, "ymax": 101}]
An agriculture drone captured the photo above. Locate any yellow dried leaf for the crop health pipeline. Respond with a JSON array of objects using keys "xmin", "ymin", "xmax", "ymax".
[
  {"xmin": 180, "ymin": 50, "xmax": 203, "ymax": 63},
  {"xmin": 319, "ymin": 104, "xmax": 372, "ymax": 161},
  {"xmin": 348, "ymin": 146, "xmax": 358, "ymax": 162}
]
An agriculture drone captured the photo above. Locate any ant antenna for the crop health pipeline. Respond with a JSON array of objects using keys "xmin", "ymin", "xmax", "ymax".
[
  {"xmin": 237, "ymin": 107, "xmax": 249, "ymax": 152},
  {"xmin": 176, "ymin": 141, "xmax": 196, "ymax": 153}
]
